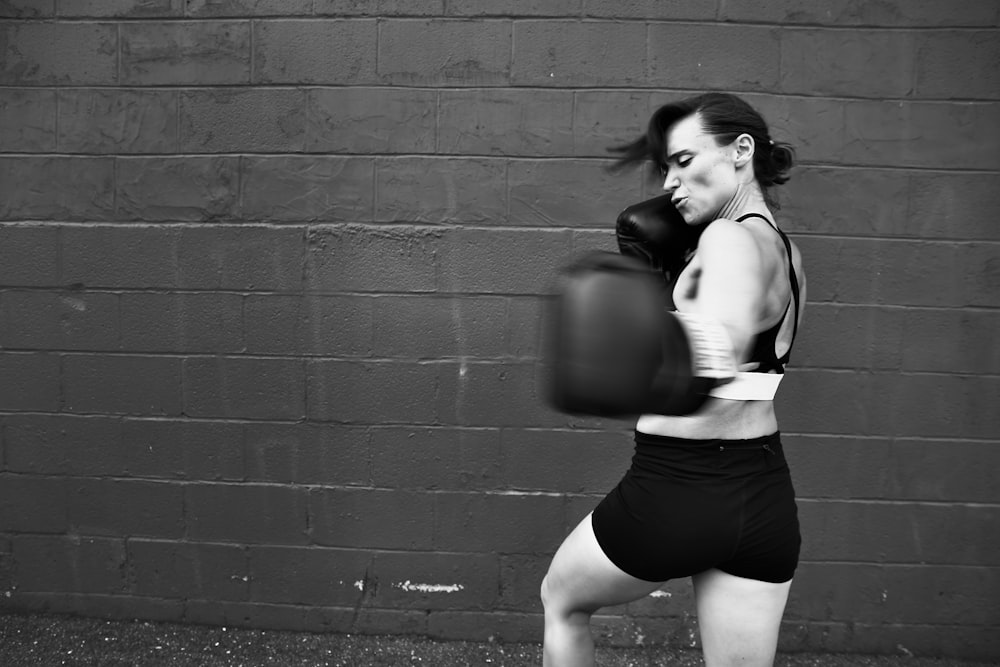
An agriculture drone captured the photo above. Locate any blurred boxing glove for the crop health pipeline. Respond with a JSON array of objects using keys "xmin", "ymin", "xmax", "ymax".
[
  {"xmin": 543, "ymin": 251, "xmax": 735, "ymax": 417},
  {"xmin": 615, "ymin": 194, "xmax": 701, "ymax": 282}
]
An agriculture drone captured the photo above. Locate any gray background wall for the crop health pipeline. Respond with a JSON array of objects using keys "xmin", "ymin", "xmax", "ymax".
[{"xmin": 0, "ymin": 0, "xmax": 998, "ymax": 660}]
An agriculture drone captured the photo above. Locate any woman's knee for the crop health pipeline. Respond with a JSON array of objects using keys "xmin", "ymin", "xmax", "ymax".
[
  {"xmin": 541, "ymin": 570, "xmax": 588, "ymax": 621},
  {"xmin": 540, "ymin": 573, "xmax": 565, "ymax": 614}
]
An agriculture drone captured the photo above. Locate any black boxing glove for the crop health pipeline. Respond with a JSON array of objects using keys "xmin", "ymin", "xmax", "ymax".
[
  {"xmin": 543, "ymin": 251, "xmax": 735, "ymax": 417},
  {"xmin": 615, "ymin": 194, "xmax": 701, "ymax": 282}
]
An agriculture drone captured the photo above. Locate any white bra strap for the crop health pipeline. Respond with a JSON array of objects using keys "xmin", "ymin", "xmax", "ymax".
[{"xmin": 708, "ymin": 372, "xmax": 784, "ymax": 401}]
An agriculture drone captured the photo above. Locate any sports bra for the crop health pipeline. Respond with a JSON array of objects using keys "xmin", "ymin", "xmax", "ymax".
[{"xmin": 666, "ymin": 212, "xmax": 801, "ymax": 375}]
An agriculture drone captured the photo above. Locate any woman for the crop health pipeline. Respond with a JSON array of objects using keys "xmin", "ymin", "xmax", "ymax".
[{"xmin": 541, "ymin": 92, "xmax": 806, "ymax": 667}]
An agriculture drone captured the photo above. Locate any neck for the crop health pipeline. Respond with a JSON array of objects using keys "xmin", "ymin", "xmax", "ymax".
[{"xmin": 717, "ymin": 182, "xmax": 769, "ymax": 222}]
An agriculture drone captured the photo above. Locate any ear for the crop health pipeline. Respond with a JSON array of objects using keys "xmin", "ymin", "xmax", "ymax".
[{"xmin": 733, "ymin": 133, "xmax": 755, "ymax": 168}]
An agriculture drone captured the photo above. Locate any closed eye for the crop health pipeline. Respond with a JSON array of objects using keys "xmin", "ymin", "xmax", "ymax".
[{"xmin": 664, "ymin": 151, "xmax": 693, "ymax": 169}]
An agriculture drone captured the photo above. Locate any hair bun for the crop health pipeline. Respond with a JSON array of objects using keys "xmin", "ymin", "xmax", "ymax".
[{"xmin": 764, "ymin": 142, "xmax": 795, "ymax": 187}]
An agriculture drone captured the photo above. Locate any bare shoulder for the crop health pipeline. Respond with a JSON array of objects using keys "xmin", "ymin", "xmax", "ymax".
[
  {"xmin": 698, "ymin": 218, "xmax": 758, "ymax": 249},
  {"xmin": 696, "ymin": 218, "xmax": 764, "ymax": 267}
]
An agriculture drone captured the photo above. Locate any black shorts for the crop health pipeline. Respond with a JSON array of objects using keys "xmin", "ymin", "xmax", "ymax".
[{"xmin": 591, "ymin": 430, "xmax": 801, "ymax": 583}]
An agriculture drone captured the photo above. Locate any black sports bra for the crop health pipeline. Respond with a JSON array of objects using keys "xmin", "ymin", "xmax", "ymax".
[{"xmin": 666, "ymin": 213, "xmax": 800, "ymax": 374}]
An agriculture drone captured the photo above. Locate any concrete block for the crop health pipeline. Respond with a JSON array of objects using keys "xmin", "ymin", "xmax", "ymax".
[
  {"xmin": 248, "ymin": 545, "xmax": 372, "ymax": 605},
  {"xmin": 791, "ymin": 303, "xmax": 904, "ymax": 371},
  {"xmin": 738, "ymin": 93, "xmax": 848, "ymax": 168},
  {"xmin": 0, "ymin": 224, "xmax": 58, "ymax": 287},
  {"xmin": 243, "ymin": 422, "xmax": 371, "ymax": 486},
  {"xmin": 9, "ymin": 591, "xmax": 185, "ymax": 622},
  {"xmin": 498, "ymin": 428, "xmax": 632, "ymax": 494},
  {"xmin": 304, "ymin": 225, "xmax": 440, "ymax": 293},
  {"xmin": 309, "ymin": 487, "xmax": 435, "ymax": 550},
  {"xmin": 186, "ymin": 482, "xmax": 310, "ymax": 544},
  {"xmin": 179, "ymin": 88, "xmax": 307, "ymax": 152},
  {"xmin": 964, "ymin": 243, "xmax": 1000, "ymax": 307},
  {"xmin": 498, "ymin": 553, "xmax": 547, "ymax": 611},
  {"xmin": 572, "ymin": 90, "xmax": 654, "ymax": 158},
  {"xmin": 369, "ymin": 426, "xmax": 502, "ymax": 491},
  {"xmin": 581, "ymin": 0, "xmax": 715, "ymax": 19},
  {"xmin": 373, "ymin": 551, "xmax": 499, "ymax": 610},
  {"xmin": 244, "ymin": 294, "xmax": 373, "ymax": 357},
  {"xmin": 128, "ymin": 539, "xmax": 249, "ymax": 599},
  {"xmin": 899, "ymin": 308, "xmax": 1000, "ymax": 373},
  {"xmin": 3, "ymin": 414, "xmax": 124, "ymax": 475},
  {"xmin": 842, "ymin": 100, "xmax": 1000, "ymax": 170},
  {"xmin": 183, "ymin": 356, "xmax": 306, "ymax": 420},
  {"xmin": 432, "ymin": 491, "xmax": 565, "ymax": 553},
  {"xmin": 508, "ymin": 158, "xmax": 637, "ymax": 227},
  {"xmin": 242, "ymin": 156, "xmax": 374, "ymax": 223},
  {"xmin": 0, "ymin": 352, "xmax": 60, "ymax": 411},
  {"xmin": 0, "ymin": 89, "xmax": 56, "ymax": 151},
  {"xmin": 778, "ymin": 368, "xmax": 1000, "ymax": 440},
  {"xmin": 447, "ymin": 0, "xmax": 575, "ymax": 16},
  {"xmin": 0, "ymin": 157, "xmax": 114, "ymax": 221},
  {"xmin": 305, "ymin": 87, "xmax": 437, "ymax": 154},
  {"xmin": 59, "ymin": 0, "xmax": 183, "ymax": 17},
  {"xmin": 375, "ymin": 157, "xmax": 506, "ymax": 224},
  {"xmin": 0, "ymin": 21, "xmax": 116, "ymax": 84},
  {"xmin": 784, "ymin": 434, "xmax": 999, "ymax": 504},
  {"xmin": 306, "ymin": 360, "xmax": 442, "ymax": 424},
  {"xmin": 780, "ymin": 29, "xmax": 916, "ymax": 98},
  {"xmin": 61, "ymin": 225, "xmax": 179, "ymax": 289},
  {"xmin": 379, "ymin": 18, "xmax": 510, "ymax": 85},
  {"xmin": 0, "ymin": 0, "xmax": 54, "ymax": 18},
  {"xmin": 0, "ymin": 474, "xmax": 67, "ymax": 532},
  {"xmin": 780, "ymin": 167, "xmax": 911, "ymax": 236},
  {"xmin": 0, "ymin": 290, "xmax": 120, "ymax": 352},
  {"xmin": 435, "ymin": 361, "xmax": 566, "ymax": 428},
  {"xmin": 788, "ymin": 562, "xmax": 999, "ymax": 626},
  {"xmin": 63, "ymin": 354, "xmax": 183, "ymax": 416},
  {"xmin": 58, "ymin": 89, "xmax": 178, "ymax": 154},
  {"xmin": 116, "ymin": 156, "xmax": 239, "ymax": 222},
  {"xmin": 648, "ymin": 23, "xmax": 780, "ymax": 90},
  {"xmin": 121, "ymin": 21, "xmax": 250, "ymax": 85},
  {"xmin": 799, "ymin": 499, "xmax": 1000, "ymax": 566},
  {"xmin": 438, "ymin": 89, "xmax": 574, "ymax": 156},
  {"xmin": 906, "ymin": 171, "xmax": 1000, "ymax": 240},
  {"xmin": 915, "ymin": 30, "xmax": 1000, "ymax": 99},
  {"xmin": 186, "ymin": 0, "xmax": 311, "ymax": 16},
  {"xmin": 120, "ymin": 292, "xmax": 243, "ymax": 354},
  {"xmin": 512, "ymin": 20, "xmax": 644, "ymax": 87},
  {"xmin": 720, "ymin": 0, "xmax": 1000, "ymax": 27},
  {"xmin": 253, "ymin": 19, "xmax": 377, "ymax": 84},
  {"xmin": 435, "ymin": 227, "xmax": 573, "ymax": 294},
  {"xmin": 121, "ymin": 418, "xmax": 244, "ymax": 481},
  {"xmin": 67, "ymin": 478, "xmax": 185, "ymax": 537},
  {"xmin": 176, "ymin": 225, "xmax": 304, "ymax": 291},
  {"xmin": 12, "ymin": 535, "xmax": 126, "ymax": 594},
  {"xmin": 370, "ymin": 295, "xmax": 509, "ymax": 359}
]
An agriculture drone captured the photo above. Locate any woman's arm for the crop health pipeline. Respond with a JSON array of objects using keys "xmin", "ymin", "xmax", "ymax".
[{"xmin": 685, "ymin": 219, "xmax": 772, "ymax": 365}]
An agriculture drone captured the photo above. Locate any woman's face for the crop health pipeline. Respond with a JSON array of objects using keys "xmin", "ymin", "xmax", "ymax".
[{"xmin": 661, "ymin": 113, "xmax": 740, "ymax": 225}]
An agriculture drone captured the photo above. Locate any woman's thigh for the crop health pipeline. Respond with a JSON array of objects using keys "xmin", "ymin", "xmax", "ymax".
[
  {"xmin": 542, "ymin": 512, "xmax": 665, "ymax": 615},
  {"xmin": 692, "ymin": 568, "xmax": 792, "ymax": 667}
]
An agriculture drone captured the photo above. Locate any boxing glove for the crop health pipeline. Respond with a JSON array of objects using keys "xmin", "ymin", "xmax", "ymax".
[
  {"xmin": 616, "ymin": 194, "xmax": 701, "ymax": 282},
  {"xmin": 543, "ymin": 251, "xmax": 735, "ymax": 417}
]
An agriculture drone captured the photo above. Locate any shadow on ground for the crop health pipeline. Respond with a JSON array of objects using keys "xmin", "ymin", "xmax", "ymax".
[{"xmin": 0, "ymin": 613, "xmax": 994, "ymax": 666}]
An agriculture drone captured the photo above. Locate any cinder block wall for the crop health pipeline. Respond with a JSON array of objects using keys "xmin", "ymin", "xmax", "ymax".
[{"xmin": 1, "ymin": 0, "xmax": 998, "ymax": 660}]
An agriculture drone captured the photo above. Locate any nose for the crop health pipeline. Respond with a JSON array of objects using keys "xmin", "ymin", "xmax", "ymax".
[{"xmin": 662, "ymin": 168, "xmax": 679, "ymax": 194}]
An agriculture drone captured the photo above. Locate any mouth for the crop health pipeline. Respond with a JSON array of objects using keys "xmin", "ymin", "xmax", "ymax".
[{"xmin": 671, "ymin": 197, "xmax": 687, "ymax": 209}]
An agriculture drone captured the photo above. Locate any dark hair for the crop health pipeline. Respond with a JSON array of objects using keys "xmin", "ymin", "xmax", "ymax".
[{"xmin": 610, "ymin": 92, "xmax": 794, "ymax": 207}]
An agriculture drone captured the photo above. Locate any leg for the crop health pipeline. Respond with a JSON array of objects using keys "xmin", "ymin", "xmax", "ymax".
[
  {"xmin": 692, "ymin": 568, "xmax": 792, "ymax": 667},
  {"xmin": 540, "ymin": 512, "xmax": 664, "ymax": 667}
]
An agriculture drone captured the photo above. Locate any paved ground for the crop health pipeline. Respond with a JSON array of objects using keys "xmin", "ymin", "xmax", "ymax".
[{"xmin": 0, "ymin": 613, "xmax": 995, "ymax": 666}]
